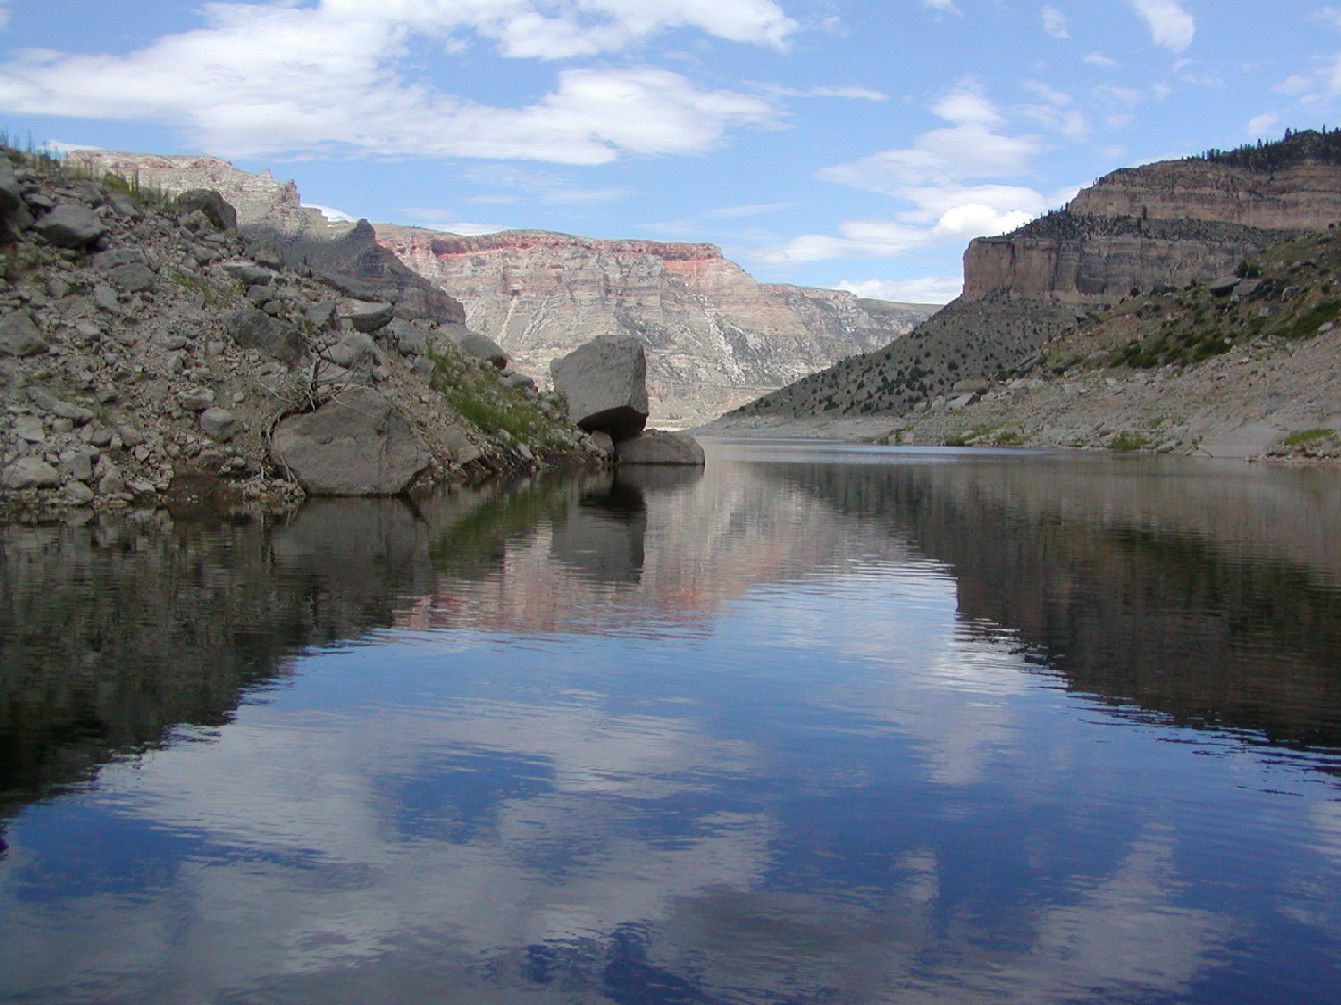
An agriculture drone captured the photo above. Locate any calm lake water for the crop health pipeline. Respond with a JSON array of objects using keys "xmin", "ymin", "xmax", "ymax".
[{"xmin": 3, "ymin": 439, "xmax": 1341, "ymax": 1004}]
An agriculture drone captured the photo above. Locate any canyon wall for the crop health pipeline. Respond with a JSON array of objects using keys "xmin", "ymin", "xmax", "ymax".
[
  {"xmin": 378, "ymin": 227, "xmax": 935, "ymax": 424},
  {"xmin": 963, "ymin": 131, "xmax": 1341, "ymax": 302}
]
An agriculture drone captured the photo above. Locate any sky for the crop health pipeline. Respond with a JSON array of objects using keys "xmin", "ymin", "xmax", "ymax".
[{"xmin": 0, "ymin": 2, "xmax": 1338, "ymax": 304}]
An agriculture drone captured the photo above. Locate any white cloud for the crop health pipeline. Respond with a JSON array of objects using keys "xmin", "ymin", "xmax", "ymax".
[
  {"xmin": 303, "ymin": 203, "xmax": 357, "ymax": 222},
  {"xmin": 1041, "ymin": 6, "xmax": 1069, "ymax": 39},
  {"xmin": 0, "ymin": 1, "xmax": 788, "ymax": 163},
  {"xmin": 0, "ymin": 2, "xmax": 9, "ymax": 30},
  {"xmin": 1246, "ymin": 112, "xmax": 1282, "ymax": 138},
  {"xmin": 818, "ymin": 123, "xmax": 1040, "ymax": 192},
  {"xmin": 839, "ymin": 276, "xmax": 963, "ymax": 305},
  {"xmin": 1316, "ymin": 6, "xmax": 1341, "ymax": 29},
  {"xmin": 1277, "ymin": 53, "xmax": 1341, "ymax": 102},
  {"xmin": 1131, "ymin": 0, "xmax": 1195, "ymax": 53},
  {"xmin": 1084, "ymin": 51, "xmax": 1119, "ymax": 68},
  {"xmin": 922, "ymin": 0, "xmax": 962, "ymax": 14},
  {"xmin": 931, "ymin": 78, "xmax": 1005, "ymax": 125}
]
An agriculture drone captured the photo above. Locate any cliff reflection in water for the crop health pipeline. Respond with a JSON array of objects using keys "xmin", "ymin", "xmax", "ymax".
[{"xmin": 4, "ymin": 447, "xmax": 1341, "ymax": 829}]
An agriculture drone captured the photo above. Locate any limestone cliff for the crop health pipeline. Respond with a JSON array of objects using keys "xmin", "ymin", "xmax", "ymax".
[{"xmin": 376, "ymin": 226, "xmax": 936, "ymax": 425}]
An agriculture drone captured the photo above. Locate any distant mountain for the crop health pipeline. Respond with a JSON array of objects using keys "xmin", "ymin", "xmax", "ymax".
[
  {"xmin": 68, "ymin": 151, "xmax": 938, "ymax": 426},
  {"xmin": 719, "ymin": 129, "xmax": 1341, "ymax": 436}
]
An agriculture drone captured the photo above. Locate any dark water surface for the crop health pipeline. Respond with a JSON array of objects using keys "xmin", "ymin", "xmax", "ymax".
[{"xmin": 3, "ymin": 440, "xmax": 1340, "ymax": 1003}]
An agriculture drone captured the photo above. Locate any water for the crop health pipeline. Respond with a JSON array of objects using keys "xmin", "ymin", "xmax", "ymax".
[{"xmin": 2, "ymin": 439, "xmax": 1340, "ymax": 1003}]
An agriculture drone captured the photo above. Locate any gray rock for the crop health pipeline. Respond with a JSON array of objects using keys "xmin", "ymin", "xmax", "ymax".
[
  {"xmin": 411, "ymin": 356, "xmax": 437, "ymax": 381},
  {"xmin": 447, "ymin": 326, "xmax": 508, "ymax": 368},
  {"xmin": 306, "ymin": 300, "xmax": 339, "ymax": 329},
  {"xmin": 199, "ymin": 407, "xmax": 237, "ymax": 441},
  {"xmin": 222, "ymin": 260, "xmax": 277, "ymax": 286},
  {"xmin": 342, "ymin": 301, "xmax": 395, "ymax": 334},
  {"xmin": 34, "ymin": 204, "xmax": 106, "ymax": 248},
  {"xmin": 104, "ymin": 191, "xmax": 144, "ymax": 221},
  {"xmin": 389, "ymin": 321, "xmax": 428, "ymax": 357},
  {"xmin": 92, "ymin": 285, "xmax": 122, "ymax": 314},
  {"xmin": 106, "ymin": 263, "xmax": 158, "ymax": 293},
  {"xmin": 65, "ymin": 480, "xmax": 96, "ymax": 505},
  {"xmin": 0, "ymin": 311, "xmax": 47, "ymax": 356},
  {"xmin": 15, "ymin": 415, "xmax": 46, "ymax": 443},
  {"xmin": 2, "ymin": 456, "xmax": 61, "ymax": 489},
  {"xmin": 326, "ymin": 330, "xmax": 379, "ymax": 371},
  {"xmin": 614, "ymin": 429, "xmax": 705, "ymax": 466},
  {"xmin": 62, "ymin": 449, "xmax": 97, "ymax": 482},
  {"xmin": 587, "ymin": 431, "xmax": 615, "ymax": 456},
  {"xmin": 550, "ymin": 336, "xmax": 649, "ymax": 441},
  {"xmin": 29, "ymin": 388, "xmax": 95, "ymax": 423},
  {"xmin": 92, "ymin": 246, "xmax": 150, "ymax": 271},
  {"xmin": 177, "ymin": 387, "xmax": 216, "ymax": 412},
  {"xmin": 0, "ymin": 156, "xmax": 20, "ymax": 217},
  {"xmin": 1208, "ymin": 275, "xmax": 1242, "ymax": 297},
  {"xmin": 173, "ymin": 189, "xmax": 238, "ymax": 231},
  {"xmin": 502, "ymin": 369, "xmax": 537, "ymax": 391},
  {"xmin": 269, "ymin": 386, "xmax": 431, "ymax": 495},
  {"xmin": 222, "ymin": 307, "xmax": 306, "ymax": 364}
]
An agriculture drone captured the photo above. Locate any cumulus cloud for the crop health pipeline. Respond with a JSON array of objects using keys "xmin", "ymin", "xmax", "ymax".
[
  {"xmin": 1278, "ymin": 54, "xmax": 1341, "ymax": 102},
  {"xmin": 1131, "ymin": 0, "xmax": 1195, "ymax": 53},
  {"xmin": 1041, "ymin": 6, "xmax": 1070, "ymax": 39},
  {"xmin": 0, "ymin": 0, "xmax": 790, "ymax": 163}
]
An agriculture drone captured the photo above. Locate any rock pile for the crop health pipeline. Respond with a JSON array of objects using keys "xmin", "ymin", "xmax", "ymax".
[{"xmin": 0, "ymin": 152, "xmax": 601, "ymax": 517}]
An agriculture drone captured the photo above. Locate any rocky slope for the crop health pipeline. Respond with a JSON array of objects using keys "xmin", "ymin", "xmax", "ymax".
[
  {"xmin": 715, "ymin": 129, "xmax": 1341, "ymax": 444},
  {"xmin": 377, "ymin": 226, "xmax": 936, "ymax": 425},
  {"xmin": 0, "ymin": 150, "xmax": 604, "ymax": 519},
  {"xmin": 718, "ymin": 228, "xmax": 1341, "ymax": 461}
]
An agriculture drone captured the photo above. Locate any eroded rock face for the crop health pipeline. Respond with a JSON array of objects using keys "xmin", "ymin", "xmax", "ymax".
[
  {"xmin": 551, "ymin": 337, "xmax": 649, "ymax": 442},
  {"xmin": 963, "ymin": 131, "xmax": 1341, "ymax": 303},
  {"xmin": 269, "ymin": 387, "xmax": 431, "ymax": 496}
]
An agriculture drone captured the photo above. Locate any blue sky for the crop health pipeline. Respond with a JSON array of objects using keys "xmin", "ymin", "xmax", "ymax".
[{"xmin": 0, "ymin": 1, "xmax": 1338, "ymax": 303}]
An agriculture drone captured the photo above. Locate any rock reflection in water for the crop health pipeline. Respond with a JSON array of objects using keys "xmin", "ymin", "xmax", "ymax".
[{"xmin": 2, "ymin": 443, "xmax": 1340, "ymax": 1004}]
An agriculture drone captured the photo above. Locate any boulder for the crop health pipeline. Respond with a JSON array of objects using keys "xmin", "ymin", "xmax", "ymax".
[
  {"xmin": 326, "ymin": 330, "xmax": 379, "ymax": 370},
  {"xmin": 222, "ymin": 307, "xmax": 306, "ymax": 364},
  {"xmin": 342, "ymin": 301, "xmax": 395, "ymax": 334},
  {"xmin": 173, "ymin": 189, "xmax": 238, "ymax": 231},
  {"xmin": 0, "ymin": 311, "xmax": 47, "ymax": 357},
  {"xmin": 269, "ymin": 386, "xmax": 431, "ymax": 496},
  {"xmin": 2, "ymin": 457, "xmax": 62, "ymax": 490},
  {"xmin": 1208, "ymin": 275, "xmax": 1242, "ymax": 297},
  {"xmin": 550, "ymin": 336, "xmax": 649, "ymax": 441},
  {"xmin": 199, "ymin": 407, "xmax": 237, "ymax": 441},
  {"xmin": 447, "ymin": 326, "xmax": 508, "ymax": 368},
  {"xmin": 106, "ymin": 263, "xmax": 158, "ymax": 293},
  {"xmin": 614, "ymin": 429, "xmax": 705, "ymax": 466},
  {"xmin": 34, "ymin": 204, "xmax": 106, "ymax": 248}
]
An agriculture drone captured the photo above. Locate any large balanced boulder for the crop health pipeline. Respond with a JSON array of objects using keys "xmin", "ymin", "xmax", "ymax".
[
  {"xmin": 550, "ymin": 336, "xmax": 648, "ymax": 442},
  {"xmin": 269, "ymin": 386, "xmax": 431, "ymax": 495},
  {"xmin": 614, "ymin": 429, "xmax": 706, "ymax": 466}
]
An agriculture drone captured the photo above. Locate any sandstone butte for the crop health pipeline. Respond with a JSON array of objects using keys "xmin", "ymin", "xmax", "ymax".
[{"xmin": 69, "ymin": 150, "xmax": 937, "ymax": 428}]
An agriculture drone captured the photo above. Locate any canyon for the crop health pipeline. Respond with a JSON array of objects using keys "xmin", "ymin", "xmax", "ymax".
[{"xmin": 71, "ymin": 151, "xmax": 935, "ymax": 426}]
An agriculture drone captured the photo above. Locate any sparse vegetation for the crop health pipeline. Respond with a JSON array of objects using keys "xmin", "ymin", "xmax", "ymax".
[{"xmin": 430, "ymin": 347, "xmax": 571, "ymax": 448}]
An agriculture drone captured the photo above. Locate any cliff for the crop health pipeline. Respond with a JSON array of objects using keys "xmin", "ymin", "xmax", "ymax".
[
  {"xmin": 964, "ymin": 130, "xmax": 1341, "ymax": 302},
  {"xmin": 377, "ymin": 226, "xmax": 936, "ymax": 425}
]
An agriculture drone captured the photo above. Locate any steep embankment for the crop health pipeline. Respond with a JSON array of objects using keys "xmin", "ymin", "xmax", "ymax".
[
  {"xmin": 714, "ymin": 129, "xmax": 1341, "ymax": 447},
  {"xmin": 377, "ymin": 226, "xmax": 936, "ymax": 425},
  {"xmin": 0, "ymin": 151, "xmax": 602, "ymax": 519}
]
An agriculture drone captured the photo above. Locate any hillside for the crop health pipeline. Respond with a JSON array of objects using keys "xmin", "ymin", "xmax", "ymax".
[
  {"xmin": 719, "ymin": 228, "xmax": 1341, "ymax": 460},
  {"xmin": 69, "ymin": 151, "xmax": 938, "ymax": 427},
  {"xmin": 715, "ymin": 129, "xmax": 1341, "ymax": 449},
  {"xmin": 0, "ymin": 149, "xmax": 604, "ymax": 519}
]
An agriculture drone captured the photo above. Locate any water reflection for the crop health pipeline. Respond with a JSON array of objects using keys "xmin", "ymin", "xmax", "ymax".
[{"xmin": 2, "ymin": 443, "xmax": 1340, "ymax": 1003}]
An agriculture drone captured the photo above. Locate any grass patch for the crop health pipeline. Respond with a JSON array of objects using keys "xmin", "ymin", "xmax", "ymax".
[
  {"xmin": 1281, "ymin": 428, "xmax": 1338, "ymax": 447},
  {"xmin": 429, "ymin": 347, "xmax": 572, "ymax": 448},
  {"xmin": 1110, "ymin": 431, "xmax": 1151, "ymax": 452}
]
